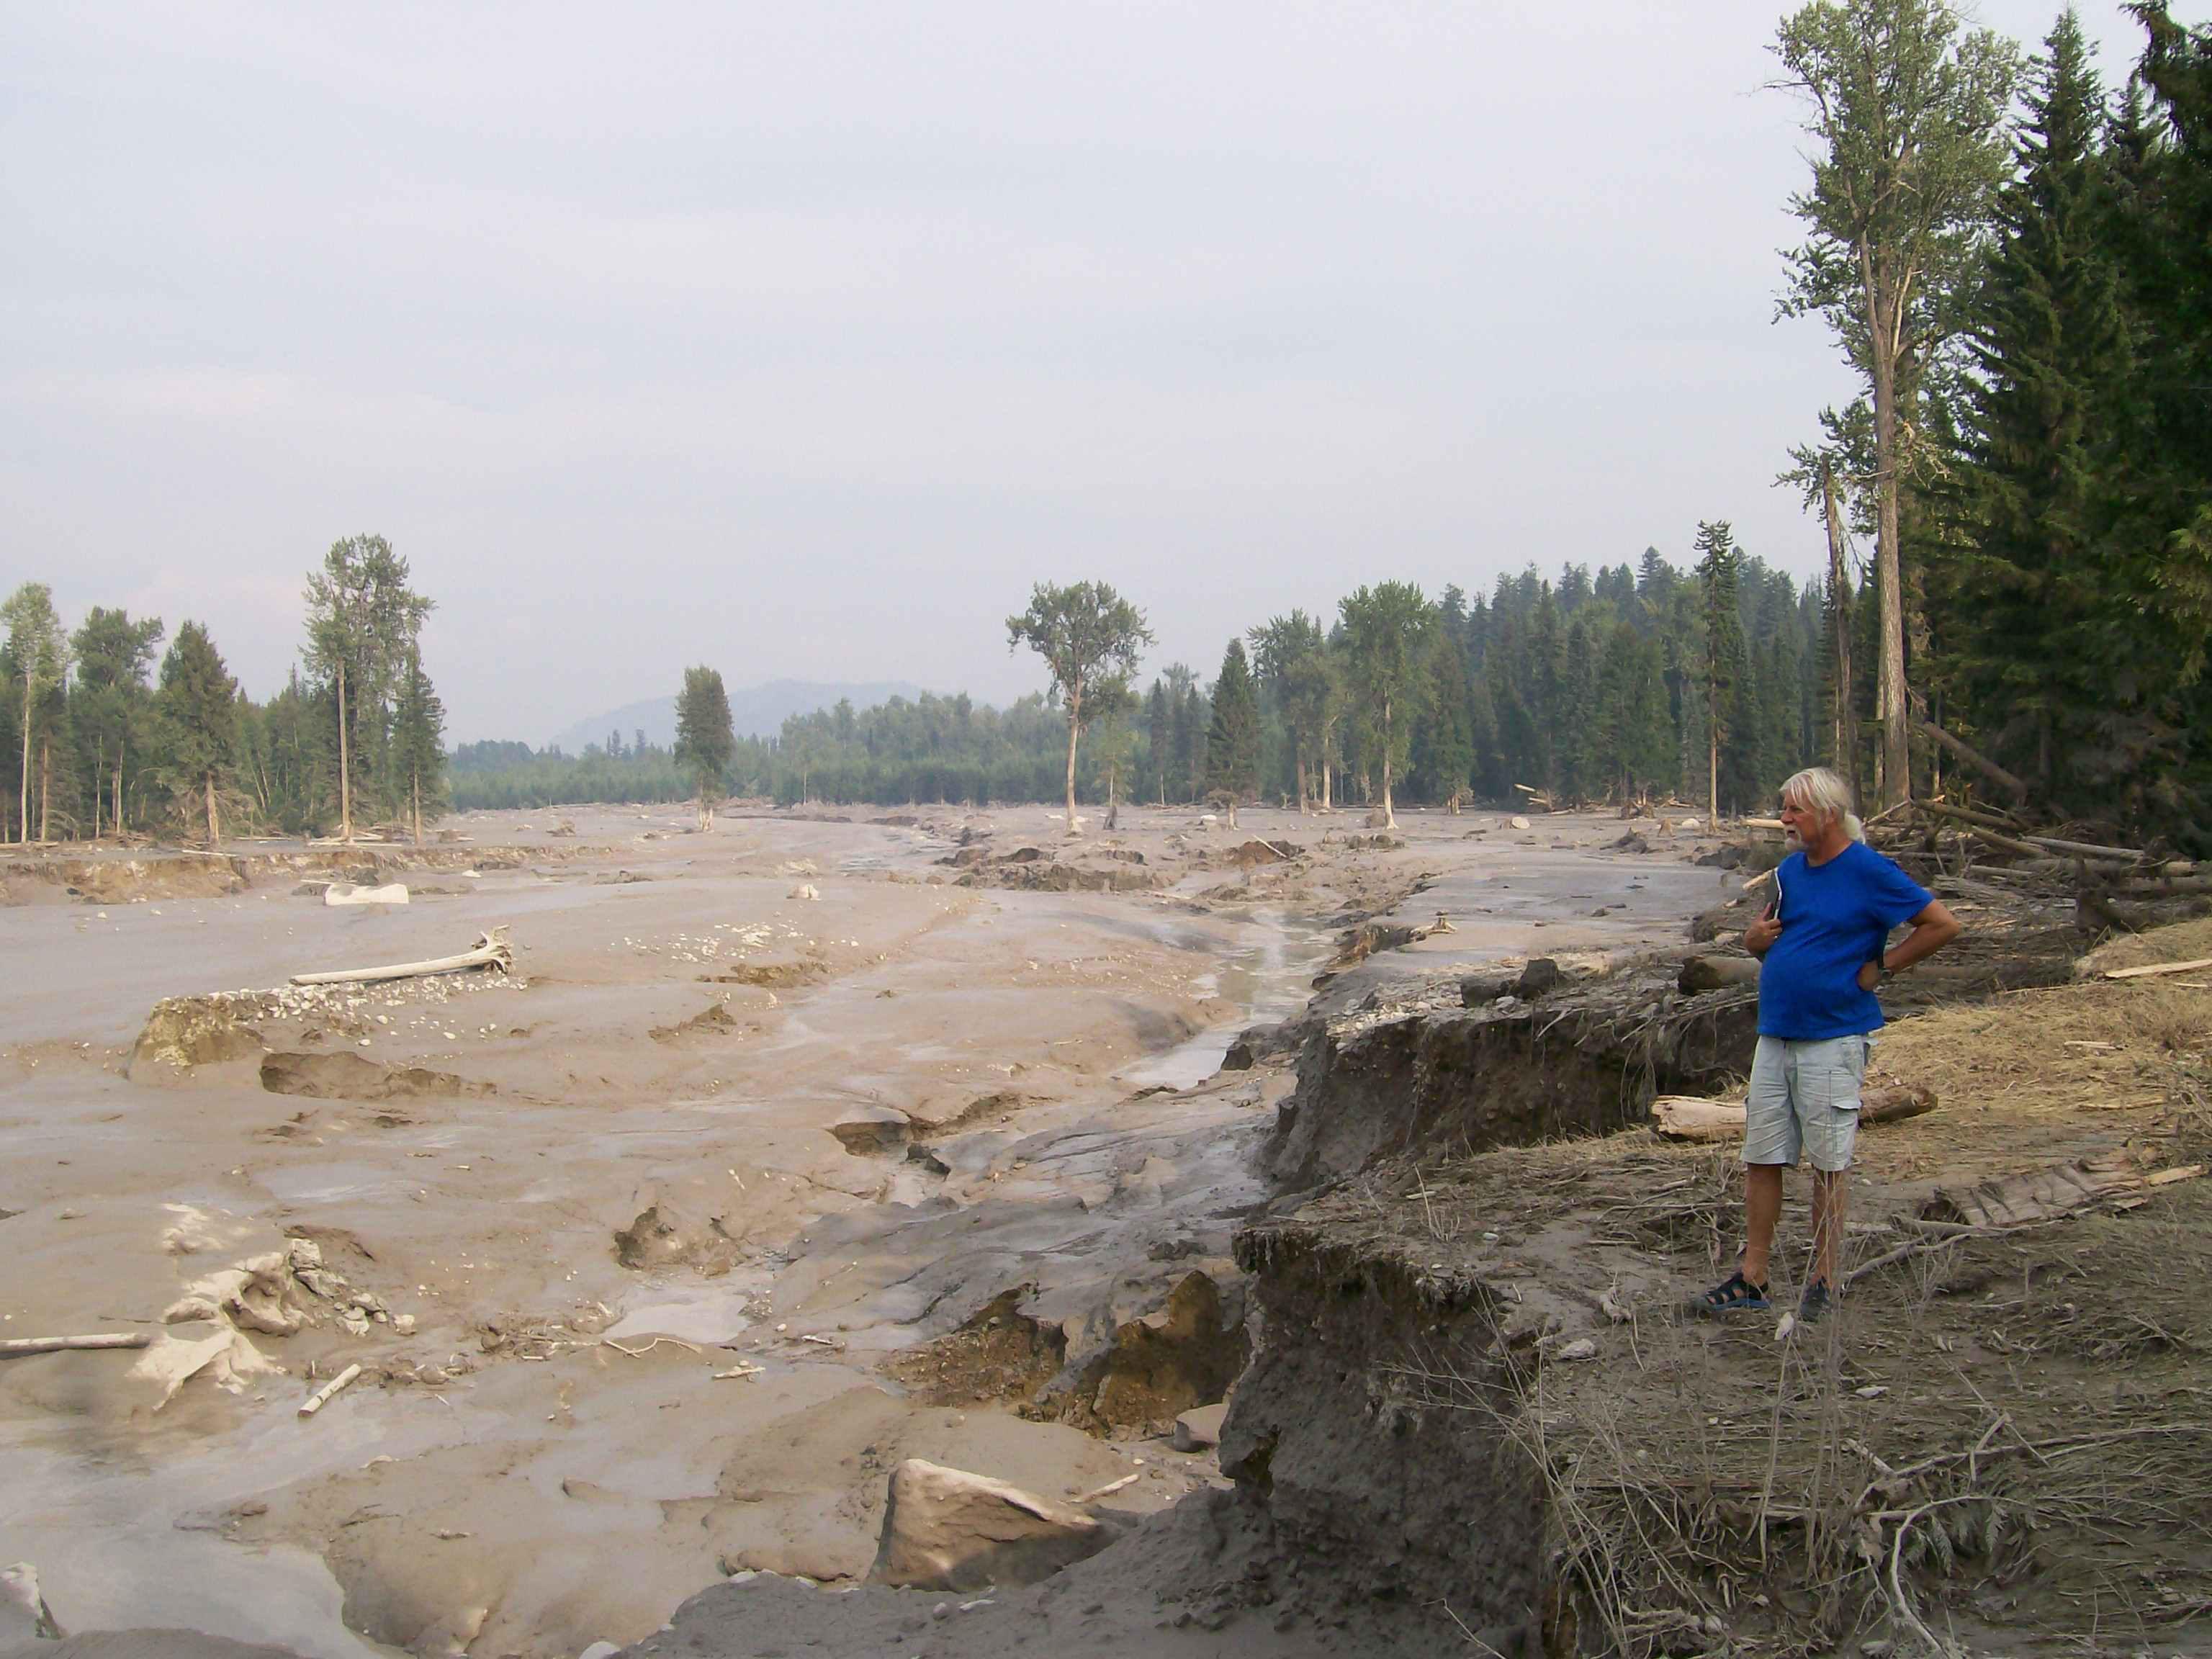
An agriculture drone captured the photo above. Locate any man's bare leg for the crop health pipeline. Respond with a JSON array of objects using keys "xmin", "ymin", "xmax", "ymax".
[
  {"xmin": 1809, "ymin": 1169, "xmax": 1847, "ymax": 1289},
  {"xmin": 1741, "ymin": 1164, "xmax": 1785, "ymax": 1287}
]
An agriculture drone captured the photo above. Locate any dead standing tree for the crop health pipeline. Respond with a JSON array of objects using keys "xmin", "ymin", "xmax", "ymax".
[{"xmin": 1007, "ymin": 581, "xmax": 1153, "ymax": 837}]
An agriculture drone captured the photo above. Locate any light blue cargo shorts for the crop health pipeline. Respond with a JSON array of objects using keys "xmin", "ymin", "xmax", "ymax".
[{"xmin": 1744, "ymin": 1034, "xmax": 1869, "ymax": 1173}]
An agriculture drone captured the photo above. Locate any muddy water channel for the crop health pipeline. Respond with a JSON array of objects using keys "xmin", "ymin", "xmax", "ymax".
[{"xmin": 0, "ymin": 805, "xmax": 1718, "ymax": 1657}]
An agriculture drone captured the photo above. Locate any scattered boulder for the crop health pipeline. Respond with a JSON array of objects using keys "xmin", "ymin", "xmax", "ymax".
[
  {"xmin": 1459, "ymin": 974, "xmax": 1515, "ymax": 1008},
  {"xmin": 1610, "ymin": 831, "xmax": 1650, "ymax": 854},
  {"xmin": 1513, "ymin": 958, "xmax": 1564, "ymax": 1000},
  {"xmin": 1172, "ymin": 1401, "xmax": 1229, "ymax": 1452},
  {"xmin": 132, "ymin": 996, "xmax": 268, "ymax": 1071},
  {"xmin": 1, "ymin": 1561, "xmax": 61, "ymax": 1641},
  {"xmin": 788, "ymin": 883, "xmax": 820, "ymax": 902},
  {"xmin": 1220, "ymin": 1020, "xmax": 1300, "ymax": 1071},
  {"xmin": 869, "ymin": 1460, "xmax": 1110, "ymax": 1591}
]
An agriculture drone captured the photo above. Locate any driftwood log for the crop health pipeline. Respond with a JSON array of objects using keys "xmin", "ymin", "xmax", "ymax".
[
  {"xmin": 291, "ymin": 928, "xmax": 513, "ymax": 987},
  {"xmin": 1678, "ymin": 956, "xmax": 1761, "ymax": 994},
  {"xmin": 0, "ymin": 1332, "xmax": 153, "ymax": 1359},
  {"xmin": 1650, "ymin": 1085, "xmax": 1936, "ymax": 1142}
]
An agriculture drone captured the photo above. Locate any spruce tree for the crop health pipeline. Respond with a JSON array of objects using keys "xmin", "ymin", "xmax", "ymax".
[
  {"xmin": 1696, "ymin": 522, "xmax": 1749, "ymax": 820},
  {"xmin": 1947, "ymin": 9, "xmax": 2129, "ymax": 808},
  {"xmin": 391, "ymin": 647, "xmax": 448, "ymax": 846},
  {"xmin": 1203, "ymin": 639, "xmax": 1260, "ymax": 803},
  {"xmin": 156, "ymin": 621, "xmax": 238, "ymax": 849}
]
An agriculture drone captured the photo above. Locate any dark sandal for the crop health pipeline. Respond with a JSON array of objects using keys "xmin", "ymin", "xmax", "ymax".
[{"xmin": 1691, "ymin": 1270, "xmax": 1771, "ymax": 1316}]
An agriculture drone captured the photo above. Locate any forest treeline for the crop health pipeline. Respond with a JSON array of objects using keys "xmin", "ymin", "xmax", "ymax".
[
  {"xmin": 3, "ymin": 536, "xmax": 446, "ymax": 847},
  {"xmin": 7, "ymin": 4, "xmax": 2208, "ymax": 853}
]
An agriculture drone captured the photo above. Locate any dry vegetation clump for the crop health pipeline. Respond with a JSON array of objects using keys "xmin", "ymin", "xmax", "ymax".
[{"xmin": 1362, "ymin": 925, "xmax": 2212, "ymax": 1656}]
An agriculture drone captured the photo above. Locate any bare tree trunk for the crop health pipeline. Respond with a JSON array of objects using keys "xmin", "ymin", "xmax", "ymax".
[
  {"xmin": 1868, "ymin": 289, "xmax": 1910, "ymax": 811},
  {"xmin": 1063, "ymin": 702, "xmax": 1081, "ymax": 835},
  {"xmin": 1295, "ymin": 752, "xmax": 1308, "ymax": 814},
  {"xmin": 204, "ymin": 773, "xmax": 220, "ymax": 850},
  {"xmin": 1822, "ymin": 460, "xmax": 1858, "ymax": 809},
  {"xmin": 412, "ymin": 771, "xmax": 423, "ymax": 847},
  {"xmin": 17, "ymin": 688, "xmax": 29, "ymax": 848},
  {"xmin": 39, "ymin": 736, "xmax": 50, "ymax": 845},
  {"xmin": 1379, "ymin": 698, "xmax": 1396, "ymax": 829},
  {"xmin": 336, "ymin": 659, "xmax": 354, "ymax": 842},
  {"xmin": 1708, "ymin": 723, "xmax": 1719, "ymax": 825},
  {"xmin": 91, "ymin": 740, "xmax": 102, "ymax": 840},
  {"xmin": 113, "ymin": 758, "xmax": 124, "ymax": 837}
]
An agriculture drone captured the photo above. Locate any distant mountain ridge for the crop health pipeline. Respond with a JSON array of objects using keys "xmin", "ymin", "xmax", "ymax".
[{"xmin": 544, "ymin": 678, "xmax": 930, "ymax": 753}]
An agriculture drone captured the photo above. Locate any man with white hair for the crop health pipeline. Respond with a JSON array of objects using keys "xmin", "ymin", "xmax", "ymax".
[{"xmin": 1694, "ymin": 766, "xmax": 1961, "ymax": 1321}]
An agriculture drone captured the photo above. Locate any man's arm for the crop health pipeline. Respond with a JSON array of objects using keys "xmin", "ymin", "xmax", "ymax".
[{"xmin": 1857, "ymin": 899, "xmax": 1961, "ymax": 989}]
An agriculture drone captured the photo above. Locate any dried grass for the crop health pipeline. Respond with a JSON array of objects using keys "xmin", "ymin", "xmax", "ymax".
[{"xmin": 1352, "ymin": 921, "xmax": 2212, "ymax": 1655}]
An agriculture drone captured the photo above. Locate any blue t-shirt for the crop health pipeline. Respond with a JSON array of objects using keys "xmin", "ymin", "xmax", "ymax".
[{"xmin": 1757, "ymin": 842, "xmax": 1933, "ymax": 1040}]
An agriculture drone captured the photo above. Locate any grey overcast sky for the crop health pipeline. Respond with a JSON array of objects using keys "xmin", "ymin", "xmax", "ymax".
[{"xmin": 1, "ymin": 3, "xmax": 2165, "ymax": 742}]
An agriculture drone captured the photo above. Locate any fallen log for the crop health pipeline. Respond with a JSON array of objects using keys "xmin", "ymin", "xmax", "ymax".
[
  {"xmin": 290, "ymin": 927, "xmax": 513, "ymax": 987},
  {"xmin": 1678, "ymin": 955, "xmax": 1761, "ymax": 994},
  {"xmin": 2102, "ymin": 956, "xmax": 2212, "ymax": 981},
  {"xmin": 1921, "ymin": 1154, "xmax": 2198, "ymax": 1228},
  {"xmin": 324, "ymin": 881, "xmax": 408, "ymax": 907},
  {"xmin": 0, "ymin": 1331, "xmax": 154, "ymax": 1359},
  {"xmin": 1915, "ymin": 720, "xmax": 2029, "ymax": 803},
  {"xmin": 1650, "ymin": 1086, "xmax": 1936, "ymax": 1143}
]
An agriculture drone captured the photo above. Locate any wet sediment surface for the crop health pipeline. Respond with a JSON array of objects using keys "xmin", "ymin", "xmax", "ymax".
[{"xmin": 0, "ymin": 804, "xmax": 1726, "ymax": 1657}]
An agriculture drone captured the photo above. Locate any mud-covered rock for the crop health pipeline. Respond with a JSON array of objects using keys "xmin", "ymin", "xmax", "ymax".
[
  {"xmin": 259, "ymin": 1052, "xmax": 493, "ymax": 1102},
  {"xmin": 869, "ymin": 1460, "xmax": 1109, "ymax": 1591},
  {"xmin": 612, "ymin": 1202, "xmax": 737, "ymax": 1276},
  {"xmin": 827, "ymin": 1111, "xmax": 911, "ymax": 1156}
]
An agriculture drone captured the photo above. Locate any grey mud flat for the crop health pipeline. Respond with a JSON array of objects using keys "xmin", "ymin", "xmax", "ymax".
[{"xmin": 0, "ymin": 804, "xmax": 1725, "ymax": 1658}]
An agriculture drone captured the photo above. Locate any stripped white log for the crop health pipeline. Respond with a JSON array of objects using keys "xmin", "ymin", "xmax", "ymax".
[
  {"xmin": 291, "ymin": 928, "xmax": 513, "ymax": 986},
  {"xmin": 0, "ymin": 1331, "xmax": 153, "ymax": 1359},
  {"xmin": 324, "ymin": 882, "xmax": 408, "ymax": 907},
  {"xmin": 298, "ymin": 1362, "xmax": 362, "ymax": 1417},
  {"xmin": 2102, "ymin": 956, "xmax": 2212, "ymax": 981}
]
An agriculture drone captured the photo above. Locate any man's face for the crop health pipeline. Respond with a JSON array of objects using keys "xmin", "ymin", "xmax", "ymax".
[{"xmin": 1779, "ymin": 793, "xmax": 1817, "ymax": 845}]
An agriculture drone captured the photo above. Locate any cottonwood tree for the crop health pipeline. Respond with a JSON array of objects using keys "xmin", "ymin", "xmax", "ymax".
[
  {"xmin": 304, "ymin": 536, "xmax": 434, "ymax": 840},
  {"xmin": 1773, "ymin": 0, "xmax": 2017, "ymax": 807},
  {"xmin": 3, "ymin": 583, "xmax": 71, "ymax": 845},
  {"xmin": 1005, "ymin": 581, "xmax": 1154, "ymax": 834},
  {"xmin": 1336, "ymin": 582, "xmax": 1434, "ymax": 829},
  {"xmin": 391, "ymin": 647, "xmax": 448, "ymax": 846},
  {"xmin": 673, "ymin": 665, "xmax": 736, "ymax": 830},
  {"xmin": 1249, "ymin": 611, "xmax": 1333, "ymax": 812},
  {"xmin": 156, "ymin": 621, "xmax": 238, "ymax": 850}
]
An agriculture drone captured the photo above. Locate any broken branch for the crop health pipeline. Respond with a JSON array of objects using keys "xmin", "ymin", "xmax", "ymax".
[{"xmin": 298, "ymin": 1362, "xmax": 362, "ymax": 1417}]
